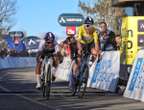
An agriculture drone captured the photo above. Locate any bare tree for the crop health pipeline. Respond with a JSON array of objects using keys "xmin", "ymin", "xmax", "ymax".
[{"xmin": 0, "ymin": 0, "xmax": 16, "ymax": 32}]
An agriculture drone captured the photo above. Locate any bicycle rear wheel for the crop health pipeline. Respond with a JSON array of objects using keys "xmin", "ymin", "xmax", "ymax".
[
  {"xmin": 77, "ymin": 66, "xmax": 89, "ymax": 98},
  {"xmin": 71, "ymin": 78, "xmax": 79, "ymax": 96}
]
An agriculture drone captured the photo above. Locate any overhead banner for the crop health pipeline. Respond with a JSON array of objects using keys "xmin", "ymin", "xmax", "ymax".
[
  {"xmin": 124, "ymin": 49, "xmax": 144, "ymax": 102},
  {"xmin": 87, "ymin": 51, "xmax": 120, "ymax": 92},
  {"xmin": 58, "ymin": 13, "xmax": 84, "ymax": 26},
  {"xmin": 22, "ymin": 36, "xmax": 40, "ymax": 50},
  {"xmin": 4, "ymin": 35, "xmax": 26, "ymax": 52},
  {"xmin": 9, "ymin": 31, "xmax": 24, "ymax": 38}
]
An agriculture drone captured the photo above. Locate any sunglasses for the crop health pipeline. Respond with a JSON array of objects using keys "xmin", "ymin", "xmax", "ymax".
[{"xmin": 84, "ymin": 24, "xmax": 92, "ymax": 28}]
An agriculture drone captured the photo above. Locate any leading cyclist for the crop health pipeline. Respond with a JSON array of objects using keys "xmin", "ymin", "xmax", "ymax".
[{"xmin": 35, "ymin": 32, "xmax": 59, "ymax": 89}]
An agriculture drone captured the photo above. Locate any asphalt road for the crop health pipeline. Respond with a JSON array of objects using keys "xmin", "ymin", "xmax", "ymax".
[{"xmin": 0, "ymin": 68, "xmax": 144, "ymax": 110}]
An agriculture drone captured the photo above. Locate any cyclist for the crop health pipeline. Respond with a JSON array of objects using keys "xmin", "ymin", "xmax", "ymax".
[
  {"xmin": 69, "ymin": 16, "xmax": 100, "ymax": 93},
  {"xmin": 65, "ymin": 30, "xmax": 78, "ymax": 61},
  {"xmin": 35, "ymin": 32, "xmax": 58, "ymax": 89},
  {"xmin": 77, "ymin": 16, "xmax": 100, "ymax": 71}
]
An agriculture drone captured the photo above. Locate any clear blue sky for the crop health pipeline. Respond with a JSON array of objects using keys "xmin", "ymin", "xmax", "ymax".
[
  {"xmin": 12, "ymin": 0, "xmax": 80, "ymax": 37},
  {"xmin": 12, "ymin": 0, "xmax": 132, "ymax": 38}
]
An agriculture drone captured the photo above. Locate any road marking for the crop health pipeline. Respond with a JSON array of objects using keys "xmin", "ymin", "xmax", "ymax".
[
  {"xmin": 17, "ymin": 94, "xmax": 57, "ymax": 110},
  {"xmin": 0, "ymin": 93, "xmax": 41, "ymax": 95},
  {"xmin": 0, "ymin": 84, "xmax": 59, "ymax": 110},
  {"xmin": 0, "ymin": 73, "xmax": 9, "ymax": 81},
  {"xmin": 0, "ymin": 85, "xmax": 11, "ymax": 92}
]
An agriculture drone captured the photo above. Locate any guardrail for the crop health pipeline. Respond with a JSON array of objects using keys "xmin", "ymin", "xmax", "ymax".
[{"xmin": 0, "ymin": 57, "xmax": 36, "ymax": 69}]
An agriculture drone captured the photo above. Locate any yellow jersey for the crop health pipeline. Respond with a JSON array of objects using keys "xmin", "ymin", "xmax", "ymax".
[{"xmin": 77, "ymin": 25, "xmax": 98, "ymax": 44}]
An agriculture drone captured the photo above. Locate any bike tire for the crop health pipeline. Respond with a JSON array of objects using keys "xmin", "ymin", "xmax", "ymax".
[
  {"xmin": 42, "ymin": 65, "xmax": 46, "ymax": 97},
  {"xmin": 78, "ymin": 66, "xmax": 89, "ymax": 98},
  {"xmin": 45, "ymin": 65, "xmax": 51, "ymax": 100},
  {"xmin": 72, "ymin": 78, "xmax": 79, "ymax": 96}
]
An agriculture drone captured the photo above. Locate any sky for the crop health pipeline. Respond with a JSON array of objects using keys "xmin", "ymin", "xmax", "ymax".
[
  {"xmin": 12, "ymin": 0, "xmax": 80, "ymax": 37},
  {"xmin": 11, "ymin": 0, "xmax": 132, "ymax": 38}
]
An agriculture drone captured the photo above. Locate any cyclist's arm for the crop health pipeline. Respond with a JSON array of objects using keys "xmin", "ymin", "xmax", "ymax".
[
  {"xmin": 38, "ymin": 40, "xmax": 45, "ymax": 52},
  {"xmin": 76, "ymin": 26, "xmax": 85, "ymax": 44},
  {"xmin": 93, "ymin": 31, "xmax": 100, "ymax": 52},
  {"xmin": 76, "ymin": 27, "xmax": 83, "ymax": 53}
]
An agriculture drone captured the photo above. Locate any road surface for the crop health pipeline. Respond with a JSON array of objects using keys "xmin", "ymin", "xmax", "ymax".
[{"xmin": 0, "ymin": 68, "xmax": 143, "ymax": 110}]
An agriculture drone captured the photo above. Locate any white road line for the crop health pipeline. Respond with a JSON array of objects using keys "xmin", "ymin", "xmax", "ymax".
[
  {"xmin": 17, "ymin": 94, "xmax": 57, "ymax": 110},
  {"xmin": 0, "ymin": 84, "xmax": 59, "ymax": 110},
  {"xmin": 0, "ymin": 73, "xmax": 9, "ymax": 81},
  {"xmin": 0, "ymin": 93, "xmax": 41, "ymax": 95},
  {"xmin": 0, "ymin": 85, "xmax": 11, "ymax": 92}
]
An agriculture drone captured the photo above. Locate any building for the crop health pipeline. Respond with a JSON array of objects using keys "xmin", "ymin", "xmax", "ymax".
[{"xmin": 112, "ymin": 0, "xmax": 144, "ymax": 15}]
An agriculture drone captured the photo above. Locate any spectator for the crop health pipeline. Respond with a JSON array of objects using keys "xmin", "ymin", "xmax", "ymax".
[
  {"xmin": 98, "ymin": 21, "xmax": 117, "ymax": 51},
  {"xmin": 115, "ymin": 34, "xmax": 122, "ymax": 50},
  {"xmin": 0, "ymin": 36, "xmax": 8, "ymax": 57}
]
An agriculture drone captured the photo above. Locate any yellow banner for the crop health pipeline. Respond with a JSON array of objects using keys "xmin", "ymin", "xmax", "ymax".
[{"xmin": 121, "ymin": 16, "xmax": 144, "ymax": 65}]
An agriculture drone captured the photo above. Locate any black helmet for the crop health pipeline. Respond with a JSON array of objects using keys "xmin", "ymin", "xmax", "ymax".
[
  {"xmin": 44, "ymin": 32, "xmax": 55, "ymax": 42},
  {"xmin": 84, "ymin": 16, "xmax": 94, "ymax": 25}
]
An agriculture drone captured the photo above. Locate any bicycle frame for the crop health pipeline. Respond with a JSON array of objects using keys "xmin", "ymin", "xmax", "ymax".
[
  {"xmin": 78, "ymin": 52, "xmax": 90, "ymax": 81},
  {"xmin": 42, "ymin": 56, "xmax": 53, "ymax": 84},
  {"xmin": 41, "ymin": 54, "xmax": 53, "ymax": 99}
]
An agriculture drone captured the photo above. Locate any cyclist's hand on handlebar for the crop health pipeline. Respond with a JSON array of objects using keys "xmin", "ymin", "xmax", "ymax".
[
  {"xmin": 98, "ymin": 50, "xmax": 102, "ymax": 55},
  {"xmin": 78, "ymin": 49, "xmax": 82, "ymax": 56},
  {"xmin": 91, "ymin": 48, "xmax": 100, "ymax": 57},
  {"xmin": 38, "ymin": 56, "xmax": 43, "ymax": 62}
]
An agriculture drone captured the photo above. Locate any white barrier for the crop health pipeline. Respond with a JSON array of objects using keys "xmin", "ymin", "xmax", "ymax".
[
  {"xmin": 54, "ymin": 51, "xmax": 120, "ymax": 92},
  {"xmin": 55, "ymin": 56, "xmax": 71, "ymax": 81},
  {"xmin": 87, "ymin": 51, "xmax": 120, "ymax": 92},
  {"xmin": 0, "ymin": 57, "xmax": 36, "ymax": 69},
  {"xmin": 124, "ymin": 50, "xmax": 144, "ymax": 102}
]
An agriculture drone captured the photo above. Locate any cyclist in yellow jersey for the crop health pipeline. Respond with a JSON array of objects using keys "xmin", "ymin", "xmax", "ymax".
[
  {"xmin": 77, "ymin": 16, "xmax": 99, "ymax": 56},
  {"xmin": 77, "ymin": 24, "xmax": 98, "ymax": 44},
  {"xmin": 69, "ymin": 16, "xmax": 100, "ymax": 94}
]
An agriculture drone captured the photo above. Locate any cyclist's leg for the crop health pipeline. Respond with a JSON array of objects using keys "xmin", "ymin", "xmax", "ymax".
[
  {"xmin": 35, "ymin": 52, "xmax": 44, "ymax": 89},
  {"xmin": 51, "ymin": 55, "xmax": 59, "ymax": 81},
  {"xmin": 75, "ymin": 42, "xmax": 84, "ymax": 80},
  {"xmin": 72, "ymin": 58, "xmax": 80, "ymax": 77},
  {"xmin": 69, "ymin": 60, "xmax": 76, "ymax": 91},
  {"xmin": 69, "ymin": 59, "xmax": 80, "ymax": 92},
  {"xmin": 81, "ymin": 43, "xmax": 94, "ymax": 81},
  {"xmin": 69, "ymin": 43, "xmax": 81, "ymax": 87}
]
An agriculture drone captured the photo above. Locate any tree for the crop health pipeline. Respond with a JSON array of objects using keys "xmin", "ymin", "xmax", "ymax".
[
  {"xmin": 78, "ymin": 0, "xmax": 126, "ymax": 33},
  {"xmin": 0, "ymin": 0, "xmax": 16, "ymax": 33}
]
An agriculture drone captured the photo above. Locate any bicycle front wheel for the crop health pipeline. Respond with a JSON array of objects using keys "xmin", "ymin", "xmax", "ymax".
[
  {"xmin": 78, "ymin": 66, "xmax": 89, "ymax": 98},
  {"xmin": 42, "ymin": 64, "xmax": 51, "ymax": 100},
  {"xmin": 46, "ymin": 65, "xmax": 51, "ymax": 100}
]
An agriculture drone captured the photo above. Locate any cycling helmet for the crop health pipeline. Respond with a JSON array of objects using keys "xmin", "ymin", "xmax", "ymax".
[
  {"xmin": 44, "ymin": 32, "xmax": 55, "ymax": 42},
  {"xmin": 84, "ymin": 16, "xmax": 94, "ymax": 25}
]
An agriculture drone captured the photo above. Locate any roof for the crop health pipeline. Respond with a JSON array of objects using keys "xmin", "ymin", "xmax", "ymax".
[{"xmin": 112, "ymin": 0, "xmax": 144, "ymax": 7}]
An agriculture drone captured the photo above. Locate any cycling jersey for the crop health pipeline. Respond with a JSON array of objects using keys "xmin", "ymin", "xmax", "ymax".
[
  {"xmin": 36, "ymin": 39, "xmax": 59, "ymax": 62},
  {"xmin": 38, "ymin": 39, "xmax": 59, "ymax": 53},
  {"xmin": 77, "ymin": 25, "xmax": 98, "ymax": 44}
]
